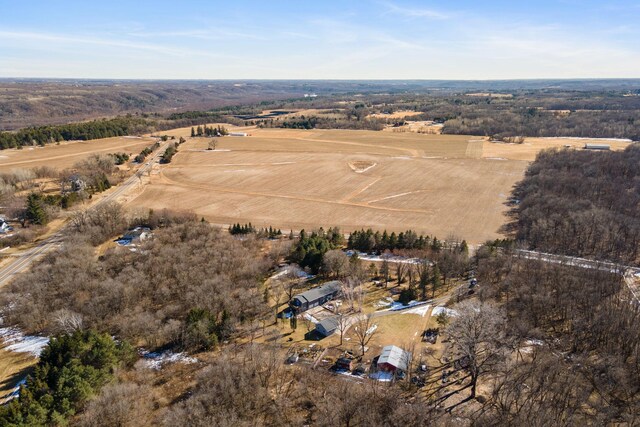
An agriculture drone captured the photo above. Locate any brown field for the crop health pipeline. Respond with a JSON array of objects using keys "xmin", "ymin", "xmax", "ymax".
[
  {"xmin": 129, "ymin": 128, "xmax": 528, "ymax": 243},
  {"xmin": 483, "ymin": 137, "xmax": 632, "ymax": 161},
  {"xmin": 368, "ymin": 110, "xmax": 424, "ymax": 119},
  {"xmin": 0, "ymin": 136, "xmax": 156, "ymax": 171}
]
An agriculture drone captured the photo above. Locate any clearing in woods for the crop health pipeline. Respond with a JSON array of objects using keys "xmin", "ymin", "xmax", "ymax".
[{"xmin": 129, "ymin": 128, "xmax": 530, "ymax": 243}]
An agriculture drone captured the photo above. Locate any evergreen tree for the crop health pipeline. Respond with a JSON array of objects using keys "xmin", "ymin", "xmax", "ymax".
[{"xmin": 26, "ymin": 193, "xmax": 48, "ymax": 225}]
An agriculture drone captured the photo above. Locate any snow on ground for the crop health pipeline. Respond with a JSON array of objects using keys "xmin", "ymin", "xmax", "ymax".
[
  {"xmin": 139, "ymin": 349, "xmax": 198, "ymax": 370},
  {"xmin": 431, "ymin": 306, "xmax": 458, "ymax": 317},
  {"xmin": 369, "ymin": 371, "xmax": 394, "ymax": 382},
  {"xmin": 303, "ymin": 313, "xmax": 319, "ymax": 324},
  {"xmin": 373, "ymin": 297, "xmax": 394, "ymax": 309},
  {"xmin": 365, "ymin": 324, "xmax": 378, "ymax": 335},
  {"xmin": 402, "ymin": 304, "xmax": 431, "ymax": 317},
  {"xmin": 270, "ymin": 265, "xmax": 313, "ymax": 280},
  {"xmin": 0, "ymin": 326, "xmax": 49, "ymax": 357},
  {"xmin": 384, "ymin": 300, "xmax": 431, "ymax": 312},
  {"xmin": 345, "ymin": 251, "xmax": 423, "ymax": 265}
]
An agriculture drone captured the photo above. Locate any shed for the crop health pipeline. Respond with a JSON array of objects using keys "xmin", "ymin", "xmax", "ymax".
[
  {"xmin": 583, "ymin": 143, "xmax": 610, "ymax": 150},
  {"xmin": 316, "ymin": 316, "xmax": 339, "ymax": 337},
  {"xmin": 335, "ymin": 357, "xmax": 354, "ymax": 371},
  {"xmin": 376, "ymin": 345, "xmax": 411, "ymax": 373},
  {"xmin": 229, "ymin": 132, "xmax": 248, "ymax": 137},
  {"xmin": 290, "ymin": 281, "xmax": 341, "ymax": 313}
]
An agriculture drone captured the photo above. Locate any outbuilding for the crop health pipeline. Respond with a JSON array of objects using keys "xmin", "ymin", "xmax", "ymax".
[
  {"xmin": 316, "ymin": 316, "xmax": 339, "ymax": 337},
  {"xmin": 583, "ymin": 143, "xmax": 610, "ymax": 150},
  {"xmin": 290, "ymin": 281, "xmax": 341, "ymax": 313},
  {"xmin": 376, "ymin": 345, "xmax": 411, "ymax": 373}
]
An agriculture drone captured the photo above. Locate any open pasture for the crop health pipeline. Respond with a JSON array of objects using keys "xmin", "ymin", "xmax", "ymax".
[
  {"xmin": 0, "ymin": 136, "xmax": 156, "ymax": 171},
  {"xmin": 130, "ymin": 128, "xmax": 529, "ymax": 243}
]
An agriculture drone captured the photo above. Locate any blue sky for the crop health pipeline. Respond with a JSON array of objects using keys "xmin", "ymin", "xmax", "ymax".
[{"xmin": 0, "ymin": 0, "xmax": 639, "ymax": 79}]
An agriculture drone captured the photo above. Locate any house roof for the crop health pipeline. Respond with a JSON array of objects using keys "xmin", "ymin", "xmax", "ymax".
[
  {"xmin": 377, "ymin": 345, "xmax": 410, "ymax": 371},
  {"xmin": 294, "ymin": 281, "xmax": 341, "ymax": 304}
]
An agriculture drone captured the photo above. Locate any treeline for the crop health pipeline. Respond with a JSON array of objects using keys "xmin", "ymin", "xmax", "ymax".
[
  {"xmin": 134, "ymin": 141, "xmax": 160, "ymax": 163},
  {"xmin": 190, "ymin": 124, "xmax": 228, "ymax": 137},
  {"xmin": 347, "ymin": 228, "xmax": 465, "ymax": 254},
  {"xmin": 258, "ymin": 115, "xmax": 385, "ymax": 131},
  {"xmin": 0, "ymin": 330, "xmax": 133, "ymax": 426},
  {"xmin": 229, "ymin": 223, "xmax": 282, "ymax": 238},
  {"xmin": 288, "ymin": 228, "xmax": 344, "ymax": 274},
  {"xmin": 0, "ymin": 116, "xmax": 152, "ymax": 149},
  {"xmin": 510, "ymin": 144, "xmax": 640, "ymax": 265},
  {"xmin": 1, "ymin": 223, "xmax": 273, "ymax": 350},
  {"xmin": 474, "ymin": 251, "xmax": 640, "ymax": 424},
  {"xmin": 160, "ymin": 138, "xmax": 186, "ymax": 164}
]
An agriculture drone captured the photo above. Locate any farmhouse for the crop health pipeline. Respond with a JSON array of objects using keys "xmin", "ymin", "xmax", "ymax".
[
  {"xmin": 315, "ymin": 316, "xmax": 339, "ymax": 337},
  {"xmin": 290, "ymin": 281, "xmax": 341, "ymax": 313},
  {"xmin": 117, "ymin": 227, "xmax": 152, "ymax": 246},
  {"xmin": 376, "ymin": 345, "xmax": 411, "ymax": 373},
  {"xmin": 229, "ymin": 132, "xmax": 248, "ymax": 137},
  {"xmin": 583, "ymin": 143, "xmax": 610, "ymax": 150}
]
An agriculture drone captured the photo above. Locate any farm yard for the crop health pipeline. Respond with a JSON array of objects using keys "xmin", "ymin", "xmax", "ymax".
[{"xmin": 130, "ymin": 128, "xmax": 529, "ymax": 243}]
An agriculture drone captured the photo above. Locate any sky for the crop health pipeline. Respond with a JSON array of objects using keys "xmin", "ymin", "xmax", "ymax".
[{"xmin": 0, "ymin": 0, "xmax": 639, "ymax": 80}]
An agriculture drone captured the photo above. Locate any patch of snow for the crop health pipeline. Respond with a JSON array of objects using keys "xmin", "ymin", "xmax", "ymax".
[
  {"xmin": 123, "ymin": 136, "xmax": 142, "ymax": 139},
  {"xmin": 373, "ymin": 297, "xmax": 394, "ymax": 309},
  {"xmin": 365, "ymin": 324, "xmax": 378, "ymax": 335},
  {"xmin": 403, "ymin": 304, "xmax": 431, "ymax": 317},
  {"xmin": 369, "ymin": 371, "xmax": 394, "ymax": 382},
  {"xmin": 303, "ymin": 313, "xmax": 319, "ymax": 324},
  {"xmin": 431, "ymin": 306, "xmax": 458, "ymax": 317},
  {"xmin": 485, "ymin": 157, "xmax": 507, "ymax": 160},
  {"xmin": 345, "ymin": 250, "xmax": 423, "ymax": 265},
  {"xmin": 0, "ymin": 326, "xmax": 49, "ymax": 357},
  {"xmin": 391, "ymin": 156, "xmax": 412, "ymax": 160},
  {"xmin": 270, "ymin": 265, "xmax": 313, "ymax": 280},
  {"xmin": 354, "ymin": 163, "xmax": 377, "ymax": 173},
  {"xmin": 139, "ymin": 349, "xmax": 198, "ymax": 370}
]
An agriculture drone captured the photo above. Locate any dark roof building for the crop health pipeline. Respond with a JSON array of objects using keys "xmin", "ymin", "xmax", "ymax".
[
  {"xmin": 583, "ymin": 143, "xmax": 610, "ymax": 150},
  {"xmin": 316, "ymin": 316, "xmax": 339, "ymax": 337},
  {"xmin": 290, "ymin": 281, "xmax": 341, "ymax": 313}
]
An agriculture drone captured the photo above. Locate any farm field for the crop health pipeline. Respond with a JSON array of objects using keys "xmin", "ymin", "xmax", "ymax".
[
  {"xmin": 129, "ymin": 128, "xmax": 529, "ymax": 243},
  {"xmin": 0, "ymin": 136, "xmax": 156, "ymax": 171}
]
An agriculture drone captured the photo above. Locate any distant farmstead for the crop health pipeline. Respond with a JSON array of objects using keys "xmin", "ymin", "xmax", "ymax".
[
  {"xmin": 583, "ymin": 143, "xmax": 610, "ymax": 151},
  {"xmin": 290, "ymin": 281, "xmax": 341, "ymax": 313}
]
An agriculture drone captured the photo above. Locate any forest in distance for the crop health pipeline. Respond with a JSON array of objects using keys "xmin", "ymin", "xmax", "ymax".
[{"xmin": 2, "ymin": 79, "xmax": 640, "ymax": 142}]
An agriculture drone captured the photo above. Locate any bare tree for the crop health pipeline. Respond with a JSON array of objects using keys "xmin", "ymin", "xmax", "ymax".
[
  {"xmin": 353, "ymin": 314, "xmax": 379, "ymax": 357},
  {"xmin": 396, "ymin": 262, "xmax": 408, "ymax": 285},
  {"xmin": 417, "ymin": 258, "xmax": 430, "ymax": 300},
  {"xmin": 444, "ymin": 299, "xmax": 506, "ymax": 401},
  {"xmin": 380, "ymin": 256, "xmax": 391, "ymax": 288},
  {"xmin": 323, "ymin": 249, "xmax": 349, "ymax": 278}
]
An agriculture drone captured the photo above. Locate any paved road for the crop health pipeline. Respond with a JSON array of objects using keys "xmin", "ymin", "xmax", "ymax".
[{"xmin": 0, "ymin": 141, "xmax": 170, "ymax": 287}]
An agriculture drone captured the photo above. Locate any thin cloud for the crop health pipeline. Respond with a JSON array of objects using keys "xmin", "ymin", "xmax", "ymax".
[
  {"xmin": 381, "ymin": 1, "xmax": 449, "ymax": 20},
  {"xmin": 0, "ymin": 30, "xmax": 230, "ymax": 60}
]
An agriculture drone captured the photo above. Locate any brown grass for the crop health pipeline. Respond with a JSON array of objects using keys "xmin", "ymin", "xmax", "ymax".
[
  {"xmin": 0, "ymin": 348, "xmax": 36, "ymax": 404},
  {"xmin": 0, "ymin": 136, "xmax": 156, "ymax": 171},
  {"xmin": 129, "ymin": 128, "xmax": 526, "ymax": 243},
  {"xmin": 482, "ymin": 137, "xmax": 632, "ymax": 161}
]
